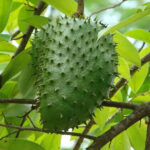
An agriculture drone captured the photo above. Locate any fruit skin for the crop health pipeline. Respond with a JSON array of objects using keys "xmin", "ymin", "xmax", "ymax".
[{"xmin": 30, "ymin": 16, "xmax": 118, "ymax": 132}]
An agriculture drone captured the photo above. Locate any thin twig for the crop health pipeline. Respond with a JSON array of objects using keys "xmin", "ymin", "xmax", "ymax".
[
  {"xmin": 73, "ymin": 0, "xmax": 84, "ymax": 18},
  {"xmin": 12, "ymin": 35, "xmax": 25, "ymax": 40},
  {"xmin": 73, "ymin": 119, "xmax": 95, "ymax": 150},
  {"xmin": 11, "ymin": 30, "xmax": 20, "ymax": 40},
  {"xmin": 89, "ymin": 0, "xmax": 127, "ymax": 18},
  {"xmin": 0, "ymin": 131, "xmax": 18, "ymax": 140},
  {"xmin": 0, "ymin": 123, "xmax": 95, "ymax": 140},
  {"xmin": 27, "ymin": 115, "xmax": 37, "ymax": 128},
  {"xmin": 138, "ymin": 42, "xmax": 145, "ymax": 52},
  {"xmin": 13, "ymin": 0, "xmax": 46, "ymax": 58},
  {"xmin": 15, "ymin": 108, "xmax": 35, "ymax": 138},
  {"xmin": 145, "ymin": 116, "xmax": 150, "ymax": 150}
]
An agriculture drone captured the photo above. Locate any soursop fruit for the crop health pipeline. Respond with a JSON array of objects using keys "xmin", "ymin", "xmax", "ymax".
[{"xmin": 30, "ymin": 16, "xmax": 118, "ymax": 132}]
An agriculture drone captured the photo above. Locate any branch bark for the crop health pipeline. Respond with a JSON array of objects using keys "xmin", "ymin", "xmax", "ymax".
[
  {"xmin": 0, "ymin": 99, "xmax": 36, "ymax": 104},
  {"xmin": 145, "ymin": 116, "xmax": 150, "ymax": 150},
  {"xmin": 87, "ymin": 102, "xmax": 150, "ymax": 150},
  {"xmin": 73, "ymin": 0, "xmax": 84, "ymax": 18}
]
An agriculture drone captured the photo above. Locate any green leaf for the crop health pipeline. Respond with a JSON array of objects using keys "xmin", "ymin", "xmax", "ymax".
[
  {"xmin": 18, "ymin": 6, "xmax": 34, "ymax": 33},
  {"xmin": 127, "ymin": 120, "xmax": 146, "ymax": 150},
  {"xmin": 111, "ymin": 90, "xmax": 122, "ymax": 102},
  {"xmin": 18, "ymin": 63, "xmax": 36, "ymax": 98},
  {"xmin": 0, "ymin": 139, "xmax": 45, "ymax": 150},
  {"xmin": 128, "ymin": 46, "xmax": 150, "ymax": 93},
  {"xmin": 129, "ymin": 63, "xmax": 149, "ymax": 93},
  {"xmin": 118, "ymin": 56, "xmax": 130, "ymax": 80},
  {"xmin": 43, "ymin": 0, "xmax": 77, "ymax": 16},
  {"xmin": 0, "ymin": 41, "xmax": 16, "ymax": 53},
  {"xmin": 98, "ymin": 9, "xmax": 150, "ymax": 38},
  {"xmin": 94, "ymin": 108, "xmax": 110, "ymax": 129},
  {"xmin": 0, "ymin": 55, "xmax": 11, "ymax": 63},
  {"xmin": 125, "ymin": 29, "xmax": 150, "ymax": 44},
  {"xmin": 102, "ymin": 132, "xmax": 131, "ymax": 150},
  {"xmin": 0, "ymin": 0, "xmax": 13, "ymax": 33},
  {"xmin": 113, "ymin": 31, "xmax": 141, "ymax": 67},
  {"xmin": 36, "ymin": 134, "xmax": 61, "ymax": 150},
  {"xmin": 2, "ymin": 51, "xmax": 31, "ymax": 85},
  {"xmin": 23, "ymin": 16, "xmax": 49, "ymax": 28},
  {"xmin": 0, "ymin": 34, "xmax": 11, "ymax": 42}
]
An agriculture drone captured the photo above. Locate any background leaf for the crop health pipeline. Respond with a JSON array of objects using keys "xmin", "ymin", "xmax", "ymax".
[
  {"xmin": 113, "ymin": 31, "xmax": 141, "ymax": 67},
  {"xmin": 125, "ymin": 29, "xmax": 150, "ymax": 43},
  {"xmin": 0, "ymin": 0, "xmax": 13, "ymax": 33},
  {"xmin": 43, "ymin": 0, "xmax": 77, "ymax": 16}
]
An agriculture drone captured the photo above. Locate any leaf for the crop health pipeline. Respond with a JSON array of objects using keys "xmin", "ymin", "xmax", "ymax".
[
  {"xmin": 18, "ymin": 63, "xmax": 36, "ymax": 98},
  {"xmin": 111, "ymin": 90, "xmax": 122, "ymax": 102},
  {"xmin": 127, "ymin": 120, "xmax": 146, "ymax": 150},
  {"xmin": 43, "ymin": 0, "xmax": 77, "ymax": 16},
  {"xmin": 18, "ymin": 6, "xmax": 34, "ymax": 33},
  {"xmin": 118, "ymin": 56, "xmax": 130, "ymax": 80},
  {"xmin": 113, "ymin": 31, "xmax": 141, "ymax": 67},
  {"xmin": 23, "ymin": 16, "xmax": 49, "ymax": 28},
  {"xmin": 2, "ymin": 51, "xmax": 31, "ymax": 85},
  {"xmin": 129, "ymin": 63, "xmax": 149, "ymax": 93},
  {"xmin": 128, "ymin": 46, "xmax": 150, "ymax": 93},
  {"xmin": 98, "ymin": 9, "xmax": 150, "ymax": 38},
  {"xmin": 125, "ymin": 29, "xmax": 150, "ymax": 44},
  {"xmin": 0, "ymin": 0, "xmax": 13, "ymax": 33},
  {"xmin": 0, "ymin": 41, "xmax": 16, "ymax": 53},
  {"xmin": 0, "ymin": 55, "xmax": 11, "ymax": 63},
  {"xmin": 0, "ymin": 34, "xmax": 11, "ymax": 42},
  {"xmin": 102, "ymin": 132, "xmax": 131, "ymax": 150},
  {"xmin": 36, "ymin": 134, "xmax": 61, "ymax": 150},
  {"xmin": 132, "ymin": 91, "xmax": 150, "ymax": 103},
  {"xmin": 94, "ymin": 108, "xmax": 110, "ymax": 129},
  {"xmin": 0, "ymin": 139, "xmax": 45, "ymax": 150}
]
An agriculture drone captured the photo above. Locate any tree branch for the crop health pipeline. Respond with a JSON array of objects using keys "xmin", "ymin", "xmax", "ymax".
[
  {"xmin": 102, "ymin": 101, "xmax": 138, "ymax": 110},
  {"xmin": 0, "ymin": 123, "xmax": 95, "ymax": 140},
  {"xmin": 73, "ymin": 119, "xmax": 95, "ymax": 150},
  {"xmin": 13, "ymin": 0, "xmax": 46, "ymax": 58},
  {"xmin": 89, "ymin": 0, "xmax": 127, "ymax": 18},
  {"xmin": 145, "ymin": 116, "xmax": 150, "ymax": 150},
  {"xmin": 0, "ymin": 99, "xmax": 36, "ymax": 104},
  {"xmin": 87, "ymin": 102, "xmax": 150, "ymax": 150},
  {"xmin": 73, "ymin": 0, "xmax": 84, "ymax": 18},
  {"xmin": 11, "ymin": 30, "xmax": 20, "ymax": 40}
]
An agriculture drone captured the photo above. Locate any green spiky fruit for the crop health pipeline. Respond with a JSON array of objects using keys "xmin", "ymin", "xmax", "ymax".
[{"xmin": 30, "ymin": 16, "xmax": 118, "ymax": 132}]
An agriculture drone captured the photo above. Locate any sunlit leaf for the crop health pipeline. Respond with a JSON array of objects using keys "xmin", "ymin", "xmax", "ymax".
[
  {"xmin": 118, "ymin": 56, "xmax": 130, "ymax": 80},
  {"xmin": 23, "ymin": 16, "xmax": 49, "ymax": 28},
  {"xmin": 127, "ymin": 120, "xmax": 146, "ymax": 150},
  {"xmin": 128, "ymin": 46, "xmax": 150, "ymax": 93},
  {"xmin": 125, "ymin": 29, "xmax": 150, "ymax": 43},
  {"xmin": 0, "ymin": 41, "xmax": 16, "ymax": 53},
  {"xmin": 0, "ymin": 0, "xmax": 13, "ymax": 33},
  {"xmin": 0, "ymin": 34, "xmax": 11, "ymax": 42},
  {"xmin": 113, "ymin": 31, "xmax": 141, "ymax": 67},
  {"xmin": 43, "ymin": 0, "xmax": 77, "ymax": 16},
  {"xmin": 36, "ymin": 134, "xmax": 61, "ymax": 150},
  {"xmin": 0, "ymin": 55, "xmax": 11, "ymax": 63}
]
